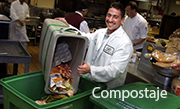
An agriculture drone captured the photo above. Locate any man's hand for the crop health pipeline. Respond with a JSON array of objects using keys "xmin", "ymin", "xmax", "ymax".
[
  {"xmin": 77, "ymin": 61, "xmax": 91, "ymax": 75},
  {"xmin": 16, "ymin": 20, "xmax": 24, "ymax": 26},
  {"xmin": 55, "ymin": 17, "xmax": 70, "ymax": 27}
]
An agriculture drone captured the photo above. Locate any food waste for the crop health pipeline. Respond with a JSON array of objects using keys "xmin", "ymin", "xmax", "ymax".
[
  {"xmin": 35, "ymin": 64, "xmax": 74, "ymax": 105},
  {"xmin": 151, "ymin": 49, "xmax": 180, "ymax": 69},
  {"xmin": 165, "ymin": 28, "xmax": 180, "ymax": 54},
  {"xmin": 35, "ymin": 94, "xmax": 68, "ymax": 105}
]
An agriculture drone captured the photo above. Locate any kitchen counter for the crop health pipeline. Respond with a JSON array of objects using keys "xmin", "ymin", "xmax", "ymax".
[
  {"xmin": 0, "ymin": 14, "xmax": 10, "ymax": 21},
  {"xmin": 126, "ymin": 59, "xmax": 152, "ymax": 85},
  {"xmin": 146, "ymin": 18, "xmax": 161, "ymax": 27},
  {"xmin": 147, "ymin": 27, "xmax": 160, "ymax": 36},
  {"xmin": 0, "ymin": 40, "xmax": 31, "ymax": 74},
  {"xmin": 126, "ymin": 58, "xmax": 172, "ymax": 92},
  {"xmin": 146, "ymin": 18, "xmax": 161, "ymax": 23}
]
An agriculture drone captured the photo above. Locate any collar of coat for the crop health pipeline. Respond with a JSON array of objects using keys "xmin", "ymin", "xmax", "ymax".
[{"xmin": 105, "ymin": 25, "xmax": 125, "ymax": 39}]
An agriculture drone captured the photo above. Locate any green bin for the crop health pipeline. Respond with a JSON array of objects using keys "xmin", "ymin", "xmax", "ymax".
[
  {"xmin": 0, "ymin": 71, "xmax": 106, "ymax": 109},
  {"xmin": 90, "ymin": 82, "xmax": 180, "ymax": 109}
]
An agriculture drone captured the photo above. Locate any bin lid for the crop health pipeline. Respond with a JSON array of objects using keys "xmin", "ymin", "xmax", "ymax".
[{"xmin": 90, "ymin": 82, "xmax": 180, "ymax": 109}]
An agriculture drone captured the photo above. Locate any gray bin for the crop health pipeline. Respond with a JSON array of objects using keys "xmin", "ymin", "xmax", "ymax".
[{"xmin": 39, "ymin": 19, "xmax": 88, "ymax": 94}]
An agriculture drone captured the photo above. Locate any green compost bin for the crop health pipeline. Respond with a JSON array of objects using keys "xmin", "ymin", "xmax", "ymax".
[
  {"xmin": 0, "ymin": 71, "xmax": 106, "ymax": 109},
  {"xmin": 90, "ymin": 82, "xmax": 180, "ymax": 109}
]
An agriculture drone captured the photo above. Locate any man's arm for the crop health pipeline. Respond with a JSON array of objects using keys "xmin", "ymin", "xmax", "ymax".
[
  {"xmin": 80, "ymin": 21, "xmax": 90, "ymax": 33},
  {"xmin": 133, "ymin": 38, "xmax": 146, "ymax": 46},
  {"xmin": 10, "ymin": 3, "xmax": 19, "ymax": 21},
  {"xmin": 25, "ymin": 4, "xmax": 30, "ymax": 19},
  {"xmin": 55, "ymin": 17, "xmax": 70, "ymax": 27},
  {"xmin": 133, "ymin": 20, "xmax": 148, "ymax": 46}
]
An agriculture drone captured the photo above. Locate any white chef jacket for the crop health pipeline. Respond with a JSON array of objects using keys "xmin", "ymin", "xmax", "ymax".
[
  {"xmin": 9, "ymin": 0, "xmax": 30, "ymax": 42},
  {"xmin": 75, "ymin": 11, "xmax": 90, "ymax": 33},
  {"xmin": 123, "ymin": 13, "xmax": 148, "ymax": 50},
  {"xmin": 80, "ymin": 26, "xmax": 133, "ymax": 89}
]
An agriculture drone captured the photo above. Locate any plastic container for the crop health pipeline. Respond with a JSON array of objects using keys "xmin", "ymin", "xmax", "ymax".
[
  {"xmin": 171, "ymin": 77, "xmax": 180, "ymax": 96},
  {"xmin": 0, "ymin": 71, "xmax": 106, "ymax": 109},
  {"xmin": 90, "ymin": 82, "xmax": 180, "ymax": 109},
  {"xmin": 39, "ymin": 19, "xmax": 88, "ymax": 94}
]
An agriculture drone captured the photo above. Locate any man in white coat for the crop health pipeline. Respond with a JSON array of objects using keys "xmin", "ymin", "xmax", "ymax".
[
  {"xmin": 123, "ymin": 1, "xmax": 148, "ymax": 52},
  {"xmin": 55, "ymin": 2, "xmax": 133, "ymax": 89},
  {"xmin": 9, "ymin": 0, "xmax": 30, "ymax": 49}
]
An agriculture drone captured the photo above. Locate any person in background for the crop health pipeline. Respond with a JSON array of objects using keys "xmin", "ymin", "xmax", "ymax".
[
  {"xmin": 65, "ymin": 1, "xmax": 89, "ymax": 33},
  {"xmin": 55, "ymin": 2, "xmax": 133, "ymax": 89},
  {"xmin": 170, "ymin": 12, "xmax": 176, "ymax": 16},
  {"xmin": 123, "ymin": 1, "xmax": 148, "ymax": 52},
  {"xmin": 9, "ymin": 0, "xmax": 30, "ymax": 49}
]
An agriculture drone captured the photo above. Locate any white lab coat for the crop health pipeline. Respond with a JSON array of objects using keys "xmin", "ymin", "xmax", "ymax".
[
  {"xmin": 9, "ymin": 0, "xmax": 30, "ymax": 42},
  {"xmin": 83, "ymin": 26, "xmax": 133, "ymax": 89},
  {"xmin": 123, "ymin": 13, "xmax": 148, "ymax": 50}
]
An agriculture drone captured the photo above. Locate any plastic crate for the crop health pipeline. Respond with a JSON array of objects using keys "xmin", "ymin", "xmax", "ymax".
[
  {"xmin": 0, "ymin": 71, "xmax": 106, "ymax": 109},
  {"xmin": 90, "ymin": 82, "xmax": 180, "ymax": 109},
  {"xmin": 39, "ymin": 19, "xmax": 88, "ymax": 94}
]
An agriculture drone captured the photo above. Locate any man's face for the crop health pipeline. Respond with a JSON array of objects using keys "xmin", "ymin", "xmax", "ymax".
[
  {"xmin": 125, "ymin": 6, "xmax": 134, "ymax": 18},
  {"xmin": 83, "ymin": 9, "xmax": 88, "ymax": 16},
  {"xmin": 105, "ymin": 7, "xmax": 122, "ymax": 34}
]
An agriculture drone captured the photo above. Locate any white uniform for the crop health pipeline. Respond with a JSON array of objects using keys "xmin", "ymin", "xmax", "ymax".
[
  {"xmin": 75, "ymin": 11, "xmax": 89, "ymax": 33},
  {"xmin": 82, "ymin": 26, "xmax": 133, "ymax": 89},
  {"xmin": 123, "ymin": 13, "xmax": 148, "ymax": 50},
  {"xmin": 9, "ymin": 0, "xmax": 30, "ymax": 43}
]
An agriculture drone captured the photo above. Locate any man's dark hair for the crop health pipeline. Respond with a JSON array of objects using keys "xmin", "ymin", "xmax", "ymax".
[
  {"xmin": 126, "ymin": 1, "xmax": 137, "ymax": 11},
  {"xmin": 110, "ymin": 2, "xmax": 125, "ymax": 18},
  {"xmin": 77, "ymin": 1, "xmax": 88, "ymax": 11},
  {"xmin": 171, "ymin": 12, "xmax": 176, "ymax": 16}
]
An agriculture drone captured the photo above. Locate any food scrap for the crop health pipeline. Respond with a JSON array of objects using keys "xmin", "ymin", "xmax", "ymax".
[
  {"xmin": 151, "ymin": 49, "xmax": 178, "ymax": 63},
  {"xmin": 49, "ymin": 64, "xmax": 73, "ymax": 96},
  {"xmin": 151, "ymin": 50, "xmax": 180, "ymax": 69},
  {"xmin": 35, "ymin": 63, "xmax": 74, "ymax": 105},
  {"xmin": 35, "ymin": 94, "xmax": 68, "ymax": 105}
]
